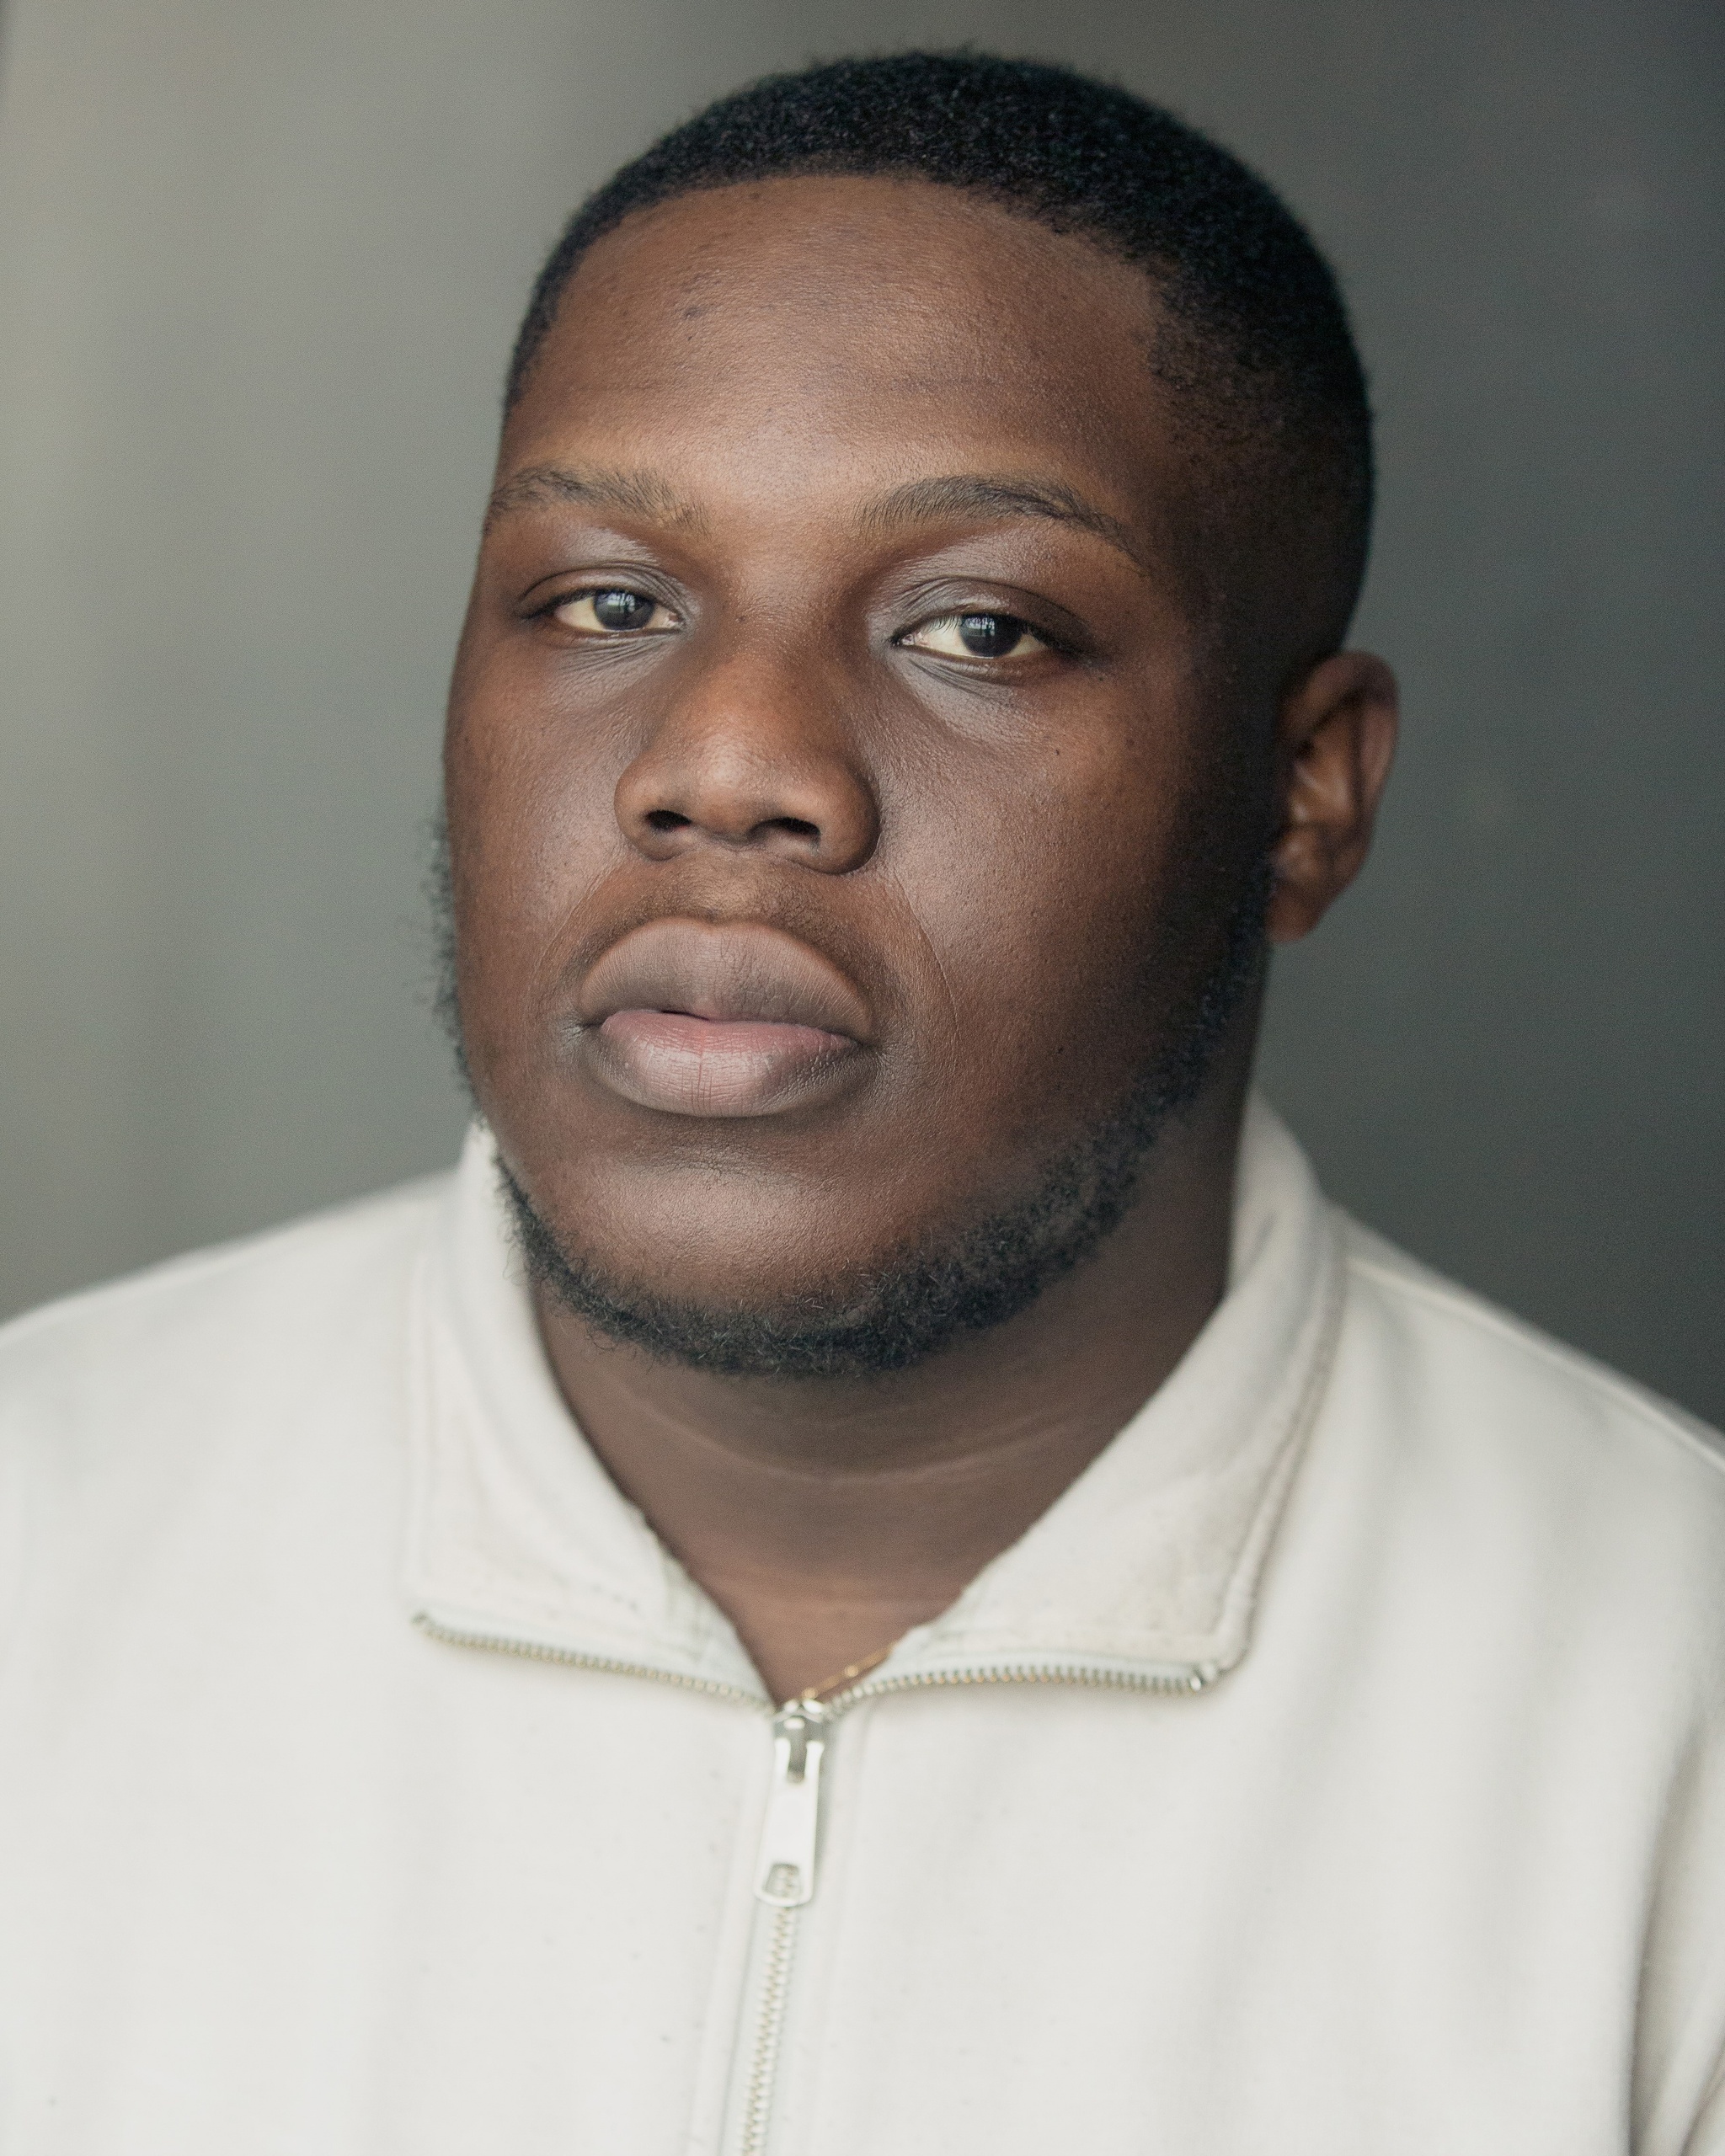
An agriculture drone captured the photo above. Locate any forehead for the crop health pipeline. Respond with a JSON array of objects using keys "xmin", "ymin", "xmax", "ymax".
[{"xmin": 502, "ymin": 175, "xmax": 1186, "ymax": 527}]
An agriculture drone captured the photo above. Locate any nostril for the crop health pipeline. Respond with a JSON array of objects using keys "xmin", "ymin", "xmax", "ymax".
[
  {"xmin": 767, "ymin": 817, "xmax": 820, "ymax": 842},
  {"xmin": 644, "ymin": 809, "xmax": 692, "ymax": 834}
]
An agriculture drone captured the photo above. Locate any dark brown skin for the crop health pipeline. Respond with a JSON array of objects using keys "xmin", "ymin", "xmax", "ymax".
[{"xmin": 445, "ymin": 176, "xmax": 1397, "ymax": 1704}]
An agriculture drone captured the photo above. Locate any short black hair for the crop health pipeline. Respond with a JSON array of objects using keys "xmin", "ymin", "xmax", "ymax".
[{"xmin": 508, "ymin": 51, "xmax": 1374, "ymax": 657}]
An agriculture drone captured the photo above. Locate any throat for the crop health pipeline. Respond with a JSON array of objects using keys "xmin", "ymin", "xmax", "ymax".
[
  {"xmin": 547, "ymin": 1353, "xmax": 1135, "ymax": 1703},
  {"xmin": 526, "ymin": 1088, "xmax": 1242, "ymax": 1705},
  {"xmin": 531, "ymin": 1219, "xmax": 1230, "ymax": 1705},
  {"xmin": 696, "ymin": 1588, "xmax": 918, "ymax": 1707}
]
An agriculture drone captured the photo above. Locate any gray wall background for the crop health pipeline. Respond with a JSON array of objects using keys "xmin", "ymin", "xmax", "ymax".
[{"xmin": 2, "ymin": 0, "xmax": 1720, "ymax": 1422}]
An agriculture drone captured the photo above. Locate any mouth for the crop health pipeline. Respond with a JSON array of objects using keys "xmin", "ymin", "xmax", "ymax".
[{"xmin": 574, "ymin": 917, "xmax": 872, "ymax": 1118}]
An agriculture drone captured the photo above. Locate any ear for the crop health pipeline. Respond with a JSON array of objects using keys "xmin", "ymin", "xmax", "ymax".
[{"xmin": 1266, "ymin": 650, "xmax": 1399, "ymax": 944}]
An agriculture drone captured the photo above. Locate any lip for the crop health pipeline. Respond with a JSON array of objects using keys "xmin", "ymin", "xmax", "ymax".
[{"xmin": 574, "ymin": 918, "xmax": 872, "ymax": 1118}]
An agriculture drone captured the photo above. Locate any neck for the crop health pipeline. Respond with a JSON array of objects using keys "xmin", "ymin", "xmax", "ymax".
[{"xmin": 533, "ymin": 1079, "xmax": 1247, "ymax": 1705}]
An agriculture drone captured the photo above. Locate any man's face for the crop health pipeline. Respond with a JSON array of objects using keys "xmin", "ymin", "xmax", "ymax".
[{"xmin": 446, "ymin": 176, "xmax": 1278, "ymax": 1338}]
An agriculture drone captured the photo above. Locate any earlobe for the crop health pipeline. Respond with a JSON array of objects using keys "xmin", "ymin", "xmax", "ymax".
[{"xmin": 1265, "ymin": 650, "xmax": 1399, "ymax": 944}]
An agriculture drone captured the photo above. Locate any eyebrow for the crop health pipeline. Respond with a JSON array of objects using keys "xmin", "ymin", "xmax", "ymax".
[
  {"xmin": 484, "ymin": 462, "xmax": 1146, "ymax": 569},
  {"xmin": 857, "ymin": 473, "xmax": 1147, "ymax": 571},
  {"xmin": 484, "ymin": 464, "xmax": 708, "ymax": 531}
]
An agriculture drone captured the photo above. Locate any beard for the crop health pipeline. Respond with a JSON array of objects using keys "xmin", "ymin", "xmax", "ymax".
[
  {"xmin": 430, "ymin": 806, "xmax": 1269, "ymax": 1382},
  {"xmin": 483, "ymin": 937, "xmax": 1265, "ymax": 1390}
]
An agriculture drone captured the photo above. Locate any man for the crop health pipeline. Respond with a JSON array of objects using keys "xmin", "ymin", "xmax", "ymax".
[{"xmin": 2, "ymin": 50, "xmax": 1721, "ymax": 2154}]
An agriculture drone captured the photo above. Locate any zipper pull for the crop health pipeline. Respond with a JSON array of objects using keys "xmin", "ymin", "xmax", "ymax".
[{"xmin": 754, "ymin": 1701, "xmax": 829, "ymax": 1908}]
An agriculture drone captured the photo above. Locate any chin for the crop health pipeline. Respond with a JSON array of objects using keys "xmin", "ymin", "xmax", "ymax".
[
  {"xmin": 499, "ymin": 1075, "xmax": 1171, "ymax": 1380},
  {"xmin": 522, "ymin": 1185, "xmax": 953, "ymax": 1365}
]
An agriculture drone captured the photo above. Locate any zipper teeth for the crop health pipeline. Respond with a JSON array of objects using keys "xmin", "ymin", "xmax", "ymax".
[
  {"xmin": 411, "ymin": 1614, "xmax": 766, "ymax": 1710},
  {"xmin": 820, "ymin": 1657, "xmax": 1217, "ymax": 1716},
  {"xmin": 415, "ymin": 1614, "xmax": 1219, "ymax": 1716},
  {"xmin": 738, "ymin": 1904, "xmax": 799, "ymax": 2156}
]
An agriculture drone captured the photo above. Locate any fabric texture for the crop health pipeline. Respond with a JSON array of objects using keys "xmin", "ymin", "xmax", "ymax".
[{"xmin": 1, "ymin": 1101, "xmax": 1722, "ymax": 2153}]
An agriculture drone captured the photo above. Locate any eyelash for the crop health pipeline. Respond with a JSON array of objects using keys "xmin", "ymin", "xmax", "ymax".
[
  {"xmin": 537, "ymin": 586, "xmax": 1066, "ymax": 664},
  {"xmin": 543, "ymin": 587, "xmax": 680, "ymax": 636},
  {"xmin": 895, "ymin": 612, "xmax": 1052, "ymax": 663}
]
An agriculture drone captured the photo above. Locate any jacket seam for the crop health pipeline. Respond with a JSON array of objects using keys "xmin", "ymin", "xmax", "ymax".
[{"xmin": 1681, "ymin": 2041, "xmax": 1725, "ymax": 2155}]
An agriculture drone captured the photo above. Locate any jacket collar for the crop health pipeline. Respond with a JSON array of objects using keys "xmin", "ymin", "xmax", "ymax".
[{"xmin": 403, "ymin": 1098, "xmax": 1342, "ymax": 1702}]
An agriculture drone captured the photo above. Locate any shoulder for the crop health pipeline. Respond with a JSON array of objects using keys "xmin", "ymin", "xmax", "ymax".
[
  {"xmin": 0, "ymin": 1170, "xmax": 450, "ymax": 1409},
  {"xmin": 0, "ymin": 1171, "xmax": 452, "ymax": 1495},
  {"xmin": 1339, "ymin": 1213, "xmax": 1722, "ymax": 1481},
  {"xmin": 1328, "ymin": 1212, "xmax": 1725, "ymax": 1653},
  {"xmin": 0, "ymin": 1170, "xmax": 455, "ymax": 1652},
  {"xmin": 1317, "ymin": 1219, "xmax": 1725, "ymax": 2142}
]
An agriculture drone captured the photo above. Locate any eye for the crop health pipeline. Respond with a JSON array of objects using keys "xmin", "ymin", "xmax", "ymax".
[
  {"xmin": 900, "ymin": 611, "xmax": 1048, "ymax": 661},
  {"xmin": 550, "ymin": 587, "xmax": 678, "ymax": 636}
]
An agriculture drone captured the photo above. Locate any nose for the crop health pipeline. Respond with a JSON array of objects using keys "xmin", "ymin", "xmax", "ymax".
[{"xmin": 614, "ymin": 648, "xmax": 879, "ymax": 873}]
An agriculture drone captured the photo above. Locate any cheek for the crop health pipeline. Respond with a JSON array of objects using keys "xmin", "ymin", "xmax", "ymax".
[
  {"xmin": 445, "ymin": 675, "xmax": 631, "ymax": 1046},
  {"xmin": 887, "ymin": 733, "xmax": 1194, "ymax": 1123}
]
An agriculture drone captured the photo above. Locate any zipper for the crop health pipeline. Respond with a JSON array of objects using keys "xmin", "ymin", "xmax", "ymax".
[
  {"xmin": 729, "ymin": 1659, "xmax": 1215, "ymax": 2153},
  {"xmin": 409, "ymin": 1614, "xmax": 763, "ymax": 1705},
  {"xmin": 415, "ymin": 1614, "xmax": 1216, "ymax": 2153},
  {"xmin": 753, "ymin": 1702, "xmax": 829, "ymax": 1908},
  {"xmin": 734, "ymin": 1702, "xmax": 828, "ymax": 2156},
  {"xmin": 819, "ymin": 1657, "xmax": 1218, "ymax": 1715}
]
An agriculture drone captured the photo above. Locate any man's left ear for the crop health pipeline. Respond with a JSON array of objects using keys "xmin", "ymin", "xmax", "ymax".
[{"xmin": 1266, "ymin": 649, "xmax": 1399, "ymax": 944}]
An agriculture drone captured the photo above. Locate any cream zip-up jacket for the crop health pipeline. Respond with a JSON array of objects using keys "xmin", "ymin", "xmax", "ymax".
[{"xmin": 3, "ymin": 1102, "xmax": 1723, "ymax": 2153}]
